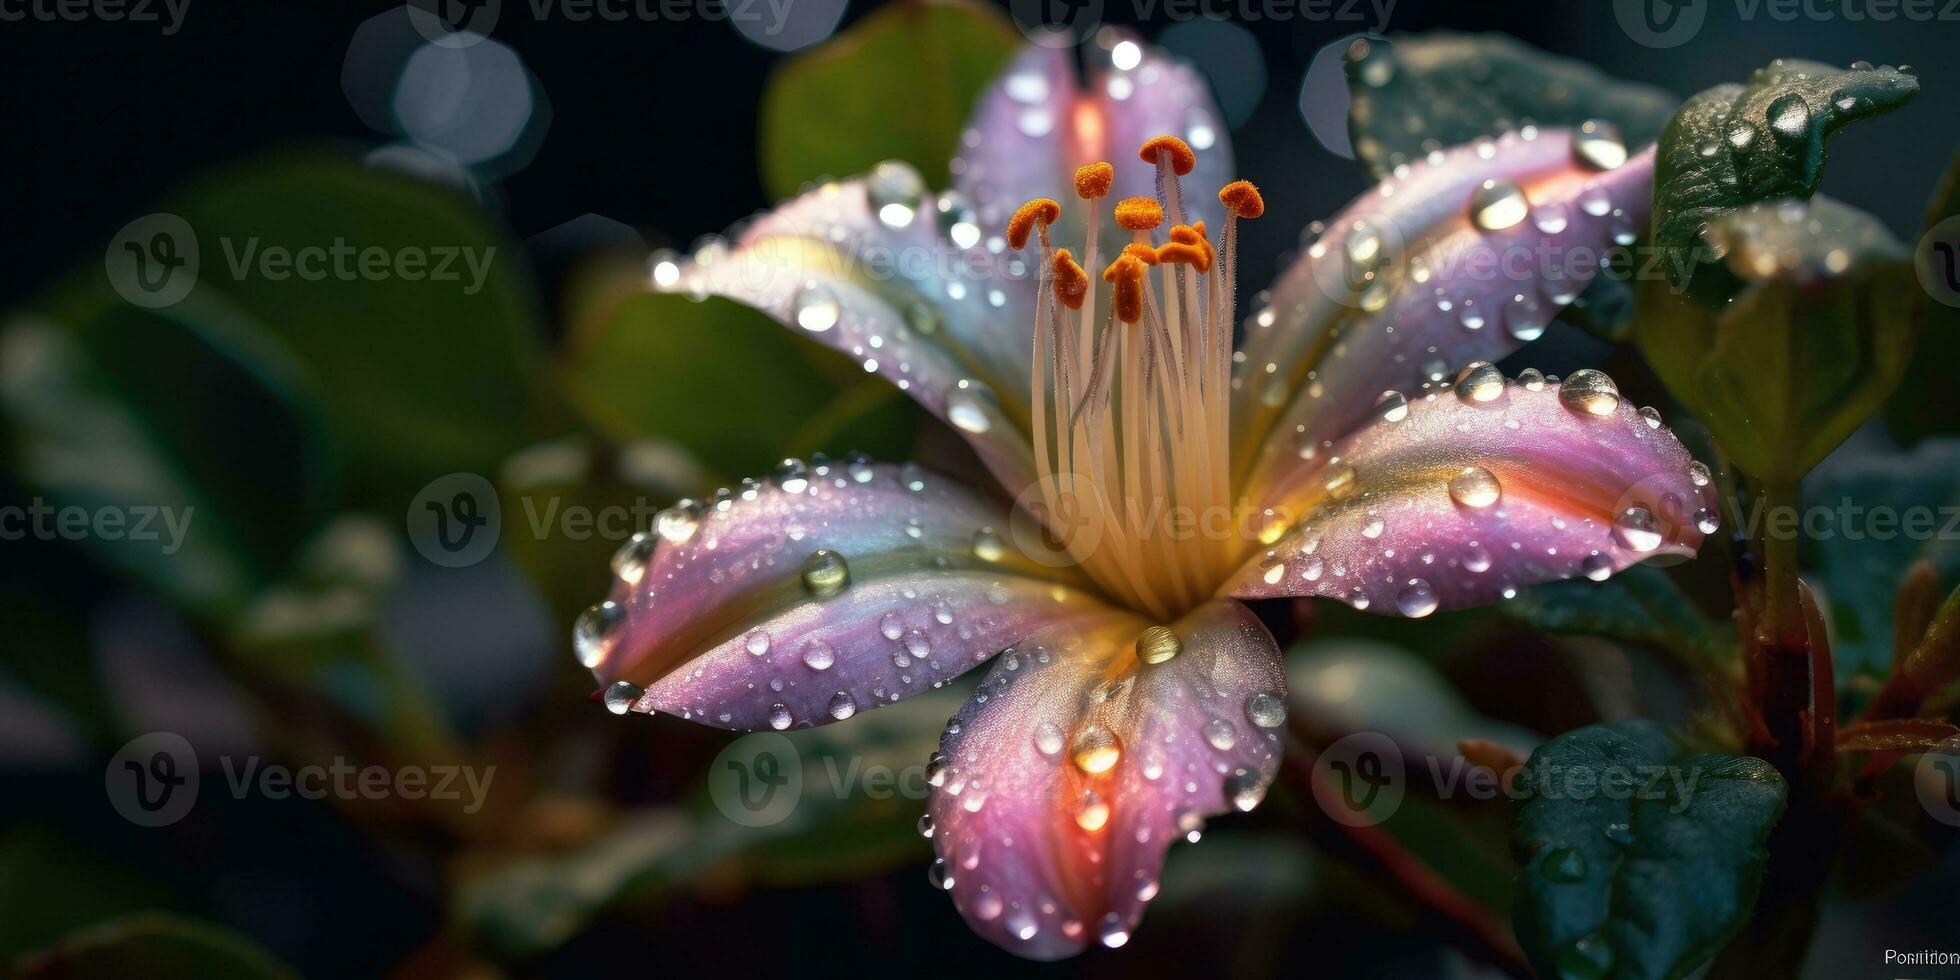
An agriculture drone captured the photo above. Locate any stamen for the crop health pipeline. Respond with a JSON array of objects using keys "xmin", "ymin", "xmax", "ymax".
[
  {"xmin": 1102, "ymin": 254, "xmax": 1147, "ymax": 323},
  {"xmin": 1136, "ymin": 135, "xmax": 1195, "ymax": 175},
  {"xmin": 1113, "ymin": 197, "xmax": 1163, "ymax": 232},
  {"xmin": 1218, "ymin": 180, "xmax": 1264, "ymax": 218},
  {"xmin": 1157, "ymin": 224, "xmax": 1213, "ymax": 273},
  {"xmin": 1073, "ymin": 162, "xmax": 1114, "ymax": 200},
  {"xmin": 1052, "ymin": 249, "xmax": 1088, "ymax": 310},
  {"xmin": 1120, "ymin": 242, "xmax": 1160, "ymax": 266},
  {"xmin": 1007, "ymin": 198, "xmax": 1061, "ymax": 250}
]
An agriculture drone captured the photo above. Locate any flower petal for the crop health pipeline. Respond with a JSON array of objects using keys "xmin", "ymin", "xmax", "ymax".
[
  {"xmin": 1232, "ymin": 129, "xmax": 1656, "ymax": 505},
  {"xmin": 927, "ymin": 600, "xmax": 1286, "ymax": 959},
  {"xmin": 655, "ymin": 167, "xmax": 1039, "ymax": 494},
  {"xmin": 1225, "ymin": 370, "xmax": 1718, "ymax": 615},
  {"xmin": 585, "ymin": 459, "xmax": 1109, "ymax": 730},
  {"xmin": 955, "ymin": 34, "xmax": 1234, "ymax": 254}
]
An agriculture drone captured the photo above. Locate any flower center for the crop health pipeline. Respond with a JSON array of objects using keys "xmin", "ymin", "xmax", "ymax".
[{"xmin": 1010, "ymin": 136, "xmax": 1265, "ymax": 622}]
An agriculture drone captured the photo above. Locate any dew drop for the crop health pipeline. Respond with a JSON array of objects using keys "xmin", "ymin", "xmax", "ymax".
[
  {"xmin": 768, "ymin": 703, "xmax": 793, "ymax": 730},
  {"xmin": 794, "ymin": 283, "xmax": 841, "ymax": 333},
  {"xmin": 1135, "ymin": 625, "xmax": 1181, "ymax": 665},
  {"xmin": 1582, "ymin": 552, "xmax": 1614, "ymax": 582},
  {"xmin": 927, "ymin": 858, "xmax": 955, "ymax": 890},
  {"xmin": 1454, "ymin": 361, "xmax": 1505, "ymax": 403},
  {"xmin": 800, "ymin": 549, "xmax": 851, "ymax": 596},
  {"xmin": 611, "ymin": 532, "xmax": 655, "ymax": 585},
  {"xmin": 867, "ymin": 160, "xmax": 924, "ymax": 229},
  {"xmin": 1469, "ymin": 178, "xmax": 1529, "ymax": 231},
  {"xmin": 1373, "ymin": 389, "xmax": 1410, "ymax": 423},
  {"xmin": 1035, "ymin": 721, "xmax": 1066, "ymax": 757},
  {"xmin": 801, "ymin": 638, "xmax": 836, "ymax": 671},
  {"xmin": 1558, "ymin": 368, "xmax": 1620, "ymax": 416},
  {"xmin": 1689, "ymin": 460, "xmax": 1712, "ymax": 487},
  {"xmin": 1613, "ymin": 506, "xmax": 1664, "ymax": 553},
  {"xmin": 1768, "ymin": 91, "xmax": 1810, "ymax": 142},
  {"xmin": 1572, "ymin": 119, "xmax": 1628, "ymax": 170},
  {"xmin": 574, "ymin": 600, "xmax": 625, "ymax": 668},
  {"xmin": 655, "ymin": 503, "xmax": 700, "ymax": 544},
  {"xmin": 880, "ymin": 613, "xmax": 904, "ymax": 640},
  {"xmin": 1463, "ymin": 545, "xmax": 1493, "ymax": 573},
  {"xmin": 745, "ymin": 629, "xmax": 771, "ymax": 656},
  {"xmin": 1203, "ymin": 718, "xmax": 1238, "ymax": 750},
  {"xmin": 1695, "ymin": 508, "xmax": 1721, "ymax": 534},
  {"xmin": 1098, "ymin": 913, "xmax": 1130, "ymax": 949},
  {"xmin": 917, "ymin": 813, "xmax": 935, "ymax": 839},
  {"xmin": 1449, "ymin": 466, "xmax": 1502, "ymax": 509},
  {"xmin": 1074, "ymin": 790, "xmax": 1111, "ymax": 831},
  {"xmin": 1246, "ymin": 692, "xmax": 1287, "ymax": 728},
  {"xmin": 1395, "ymin": 579, "xmax": 1439, "ymax": 618},
  {"xmin": 1518, "ymin": 367, "xmax": 1546, "ymax": 391},
  {"xmin": 1225, "ymin": 770, "xmax": 1266, "ymax": 811},
  {"xmin": 1072, "ymin": 725, "xmax": 1121, "ymax": 774},
  {"xmin": 827, "ymin": 691, "xmax": 858, "ymax": 720},
  {"xmin": 971, "ymin": 527, "xmax": 1006, "ymax": 563},
  {"xmin": 603, "ymin": 680, "xmax": 641, "ymax": 715},
  {"xmin": 1638, "ymin": 405, "xmax": 1663, "ymax": 429},
  {"xmin": 946, "ymin": 380, "xmax": 995, "ymax": 434}
]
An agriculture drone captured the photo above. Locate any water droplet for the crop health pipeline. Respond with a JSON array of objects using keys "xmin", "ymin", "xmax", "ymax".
[
  {"xmin": 1203, "ymin": 718, "xmax": 1238, "ymax": 750},
  {"xmin": 1518, "ymin": 367, "xmax": 1546, "ymax": 391},
  {"xmin": 768, "ymin": 703, "xmax": 793, "ymax": 730},
  {"xmin": 1005, "ymin": 908, "xmax": 1039, "ymax": 941},
  {"xmin": 1455, "ymin": 361, "xmax": 1505, "ymax": 403},
  {"xmin": 1558, "ymin": 369, "xmax": 1620, "ymax": 416},
  {"xmin": 1464, "ymin": 545, "xmax": 1493, "ymax": 573},
  {"xmin": 800, "ymin": 549, "xmax": 851, "ymax": 596},
  {"xmin": 1097, "ymin": 913, "xmax": 1130, "ymax": 949},
  {"xmin": 1638, "ymin": 405, "xmax": 1663, "ymax": 429},
  {"xmin": 927, "ymin": 858, "xmax": 955, "ymax": 890},
  {"xmin": 1533, "ymin": 200, "xmax": 1571, "ymax": 235},
  {"xmin": 745, "ymin": 629, "xmax": 771, "ymax": 656},
  {"xmin": 880, "ymin": 613, "xmax": 904, "ymax": 640},
  {"xmin": 1695, "ymin": 508, "xmax": 1721, "ymax": 534},
  {"xmin": 1469, "ymin": 178, "xmax": 1529, "ymax": 231},
  {"xmin": 1074, "ymin": 790, "xmax": 1111, "ymax": 831},
  {"xmin": 827, "ymin": 691, "xmax": 858, "ymax": 720},
  {"xmin": 1689, "ymin": 460, "xmax": 1712, "ymax": 487},
  {"xmin": 1246, "ymin": 692, "xmax": 1286, "ymax": 728},
  {"xmin": 1768, "ymin": 91, "xmax": 1810, "ymax": 142},
  {"xmin": 603, "ymin": 680, "xmax": 641, "ymax": 715},
  {"xmin": 1458, "ymin": 305, "xmax": 1486, "ymax": 330},
  {"xmin": 655, "ymin": 503, "xmax": 700, "ymax": 544},
  {"xmin": 1361, "ymin": 517, "xmax": 1386, "ymax": 539},
  {"xmin": 946, "ymin": 380, "xmax": 995, "ymax": 434},
  {"xmin": 1072, "ymin": 725, "xmax": 1121, "ymax": 774},
  {"xmin": 847, "ymin": 453, "xmax": 876, "ymax": 484},
  {"xmin": 1344, "ymin": 221, "xmax": 1384, "ymax": 271},
  {"xmin": 1613, "ymin": 506, "xmax": 1664, "ymax": 553},
  {"xmin": 937, "ymin": 192, "xmax": 982, "ymax": 252},
  {"xmin": 1034, "ymin": 721, "xmax": 1066, "ymax": 757},
  {"xmin": 867, "ymin": 160, "xmax": 924, "ymax": 229},
  {"xmin": 794, "ymin": 283, "xmax": 841, "ymax": 333},
  {"xmin": 1224, "ymin": 769, "xmax": 1266, "ymax": 811},
  {"xmin": 1449, "ymin": 466, "xmax": 1502, "ymax": 508},
  {"xmin": 574, "ymin": 600, "xmax": 625, "ymax": 668},
  {"xmin": 916, "ymin": 813, "xmax": 935, "ymax": 838},
  {"xmin": 1572, "ymin": 119, "xmax": 1628, "ymax": 170},
  {"xmin": 1582, "ymin": 552, "xmax": 1614, "ymax": 582},
  {"xmin": 972, "ymin": 527, "xmax": 1006, "ymax": 562},
  {"xmin": 1135, "ymin": 625, "xmax": 1181, "ymax": 665},
  {"xmin": 1373, "ymin": 389, "xmax": 1409, "ymax": 423},
  {"xmin": 1396, "ymin": 579, "xmax": 1439, "ymax": 618},
  {"xmin": 801, "ymin": 638, "xmax": 836, "ymax": 671},
  {"xmin": 611, "ymin": 532, "xmax": 655, "ymax": 585},
  {"xmin": 1323, "ymin": 462, "xmax": 1358, "ymax": 498}
]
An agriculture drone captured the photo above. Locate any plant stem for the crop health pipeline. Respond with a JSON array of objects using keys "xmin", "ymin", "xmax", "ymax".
[{"xmin": 1759, "ymin": 479, "xmax": 1802, "ymax": 641}]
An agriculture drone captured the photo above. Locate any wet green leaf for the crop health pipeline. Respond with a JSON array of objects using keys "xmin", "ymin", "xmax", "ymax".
[
  {"xmin": 1506, "ymin": 566, "xmax": 1733, "ymax": 677},
  {"xmin": 560, "ymin": 291, "xmax": 919, "ymax": 480},
  {"xmin": 1511, "ymin": 721, "xmax": 1786, "ymax": 980},
  {"xmin": 1635, "ymin": 196, "xmax": 1918, "ymax": 480},
  {"xmin": 10, "ymin": 914, "xmax": 295, "ymax": 980},
  {"xmin": 1652, "ymin": 60, "xmax": 1917, "ymax": 294},
  {"xmin": 1343, "ymin": 32, "xmax": 1677, "ymax": 179},
  {"xmin": 759, "ymin": 0, "xmax": 1020, "ymax": 199}
]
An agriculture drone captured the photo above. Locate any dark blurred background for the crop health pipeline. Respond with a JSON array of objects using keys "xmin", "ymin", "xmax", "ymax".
[{"xmin": 3, "ymin": 1, "xmax": 1958, "ymax": 978}]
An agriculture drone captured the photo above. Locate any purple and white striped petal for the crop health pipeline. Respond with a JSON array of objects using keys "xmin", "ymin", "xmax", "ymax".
[
  {"xmin": 580, "ymin": 460, "xmax": 1110, "ymax": 730},
  {"xmin": 654, "ymin": 167, "xmax": 1039, "ymax": 494},
  {"xmin": 954, "ymin": 33, "xmax": 1233, "ymax": 256},
  {"xmin": 1231, "ymin": 128, "xmax": 1656, "ymax": 508},
  {"xmin": 1225, "ymin": 368, "xmax": 1717, "ymax": 615},
  {"xmin": 927, "ymin": 600, "xmax": 1286, "ymax": 959}
]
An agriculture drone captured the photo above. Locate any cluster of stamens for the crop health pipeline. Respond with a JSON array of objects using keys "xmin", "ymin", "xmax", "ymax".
[{"xmin": 1008, "ymin": 135, "xmax": 1264, "ymax": 622}]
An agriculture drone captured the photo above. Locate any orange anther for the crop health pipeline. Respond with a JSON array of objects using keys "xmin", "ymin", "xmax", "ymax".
[
  {"xmin": 1007, "ymin": 198, "xmax": 1062, "ymax": 250},
  {"xmin": 1052, "ymin": 249, "xmax": 1089, "ymax": 309},
  {"xmin": 1073, "ymin": 162, "xmax": 1114, "ymax": 200},
  {"xmin": 1137, "ymin": 135, "xmax": 1195, "ymax": 175},
  {"xmin": 1219, "ymin": 180, "xmax": 1264, "ymax": 219},
  {"xmin": 1102, "ymin": 254, "xmax": 1146, "ymax": 323},
  {"xmin": 1120, "ymin": 242, "xmax": 1160, "ymax": 266},
  {"xmin": 1113, "ymin": 196, "xmax": 1163, "ymax": 232}
]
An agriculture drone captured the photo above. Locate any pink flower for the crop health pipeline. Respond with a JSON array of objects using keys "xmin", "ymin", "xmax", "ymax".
[{"xmin": 582, "ymin": 35, "xmax": 1713, "ymax": 959}]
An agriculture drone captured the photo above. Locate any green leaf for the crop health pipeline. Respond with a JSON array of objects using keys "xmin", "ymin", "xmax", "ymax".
[
  {"xmin": 10, "ymin": 914, "xmax": 296, "ymax": 980},
  {"xmin": 1343, "ymin": 32, "xmax": 1677, "ymax": 179},
  {"xmin": 1885, "ymin": 145, "xmax": 1960, "ymax": 443},
  {"xmin": 1511, "ymin": 721, "xmax": 1786, "ymax": 980},
  {"xmin": 0, "ymin": 828, "xmax": 173, "ymax": 962},
  {"xmin": 1288, "ymin": 638, "xmax": 1539, "ymax": 762},
  {"xmin": 163, "ymin": 154, "xmax": 551, "ymax": 506},
  {"xmin": 0, "ymin": 294, "xmax": 337, "ymax": 620},
  {"xmin": 1805, "ymin": 439, "xmax": 1960, "ymax": 681},
  {"xmin": 759, "ymin": 0, "xmax": 1020, "ymax": 200},
  {"xmin": 1635, "ymin": 196, "xmax": 1919, "ymax": 480},
  {"xmin": 559, "ymin": 291, "xmax": 919, "ymax": 480},
  {"xmin": 1652, "ymin": 60, "xmax": 1917, "ymax": 293},
  {"xmin": 1506, "ymin": 566, "xmax": 1734, "ymax": 677}
]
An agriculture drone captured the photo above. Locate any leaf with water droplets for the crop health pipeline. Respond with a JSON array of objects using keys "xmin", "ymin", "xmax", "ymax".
[
  {"xmin": 1652, "ymin": 59, "xmax": 1918, "ymax": 295},
  {"xmin": 1635, "ymin": 196, "xmax": 1917, "ymax": 480},
  {"xmin": 1342, "ymin": 32, "xmax": 1677, "ymax": 179},
  {"xmin": 758, "ymin": 0, "xmax": 1019, "ymax": 200},
  {"xmin": 1511, "ymin": 721, "xmax": 1786, "ymax": 980}
]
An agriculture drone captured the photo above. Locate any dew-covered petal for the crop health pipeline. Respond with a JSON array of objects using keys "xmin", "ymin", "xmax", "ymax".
[
  {"xmin": 655, "ymin": 169, "xmax": 1038, "ymax": 494},
  {"xmin": 928, "ymin": 600, "xmax": 1285, "ymax": 959},
  {"xmin": 1225, "ymin": 372, "xmax": 1717, "ymax": 615},
  {"xmin": 1232, "ymin": 129, "xmax": 1656, "ymax": 505},
  {"xmin": 954, "ymin": 33, "xmax": 1233, "ymax": 257},
  {"xmin": 583, "ymin": 460, "xmax": 1108, "ymax": 730}
]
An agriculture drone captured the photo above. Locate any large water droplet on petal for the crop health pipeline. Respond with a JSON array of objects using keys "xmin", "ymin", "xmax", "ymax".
[
  {"xmin": 574, "ymin": 600, "xmax": 625, "ymax": 668},
  {"xmin": 794, "ymin": 283, "xmax": 841, "ymax": 333},
  {"xmin": 1224, "ymin": 769, "xmax": 1266, "ymax": 811},
  {"xmin": 1373, "ymin": 389, "xmax": 1410, "ymax": 423},
  {"xmin": 1072, "ymin": 725, "xmax": 1121, "ymax": 774},
  {"xmin": 1449, "ymin": 466, "xmax": 1502, "ymax": 508},
  {"xmin": 1034, "ymin": 721, "xmax": 1066, "ymax": 757},
  {"xmin": 655, "ymin": 503, "xmax": 700, "ymax": 544},
  {"xmin": 868, "ymin": 160, "xmax": 924, "ymax": 229},
  {"xmin": 946, "ymin": 379, "xmax": 995, "ymax": 434},
  {"xmin": 768, "ymin": 703, "xmax": 793, "ymax": 730},
  {"xmin": 1572, "ymin": 119, "xmax": 1628, "ymax": 170},
  {"xmin": 827, "ymin": 691, "xmax": 858, "ymax": 720},
  {"xmin": 801, "ymin": 638, "xmax": 836, "ymax": 671},
  {"xmin": 1768, "ymin": 91, "xmax": 1810, "ymax": 142},
  {"xmin": 1246, "ymin": 691, "xmax": 1287, "ymax": 728},
  {"xmin": 1135, "ymin": 625, "xmax": 1181, "ymax": 664},
  {"xmin": 1558, "ymin": 369, "xmax": 1620, "ymax": 416},
  {"xmin": 611, "ymin": 532, "xmax": 655, "ymax": 585},
  {"xmin": 1395, "ymin": 579, "xmax": 1439, "ymax": 618},
  {"xmin": 1454, "ymin": 361, "xmax": 1505, "ymax": 403},
  {"xmin": 1582, "ymin": 552, "xmax": 1614, "ymax": 582},
  {"xmin": 971, "ymin": 527, "xmax": 1006, "ymax": 562},
  {"xmin": 1613, "ymin": 506, "xmax": 1665, "ymax": 553},
  {"xmin": 1203, "ymin": 718, "xmax": 1238, "ymax": 750},
  {"xmin": 603, "ymin": 680, "xmax": 641, "ymax": 715},
  {"xmin": 1469, "ymin": 179, "xmax": 1529, "ymax": 231},
  {"xmin": 800, "ymin": 548, "xmax": 851, "ymax": 596}
]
